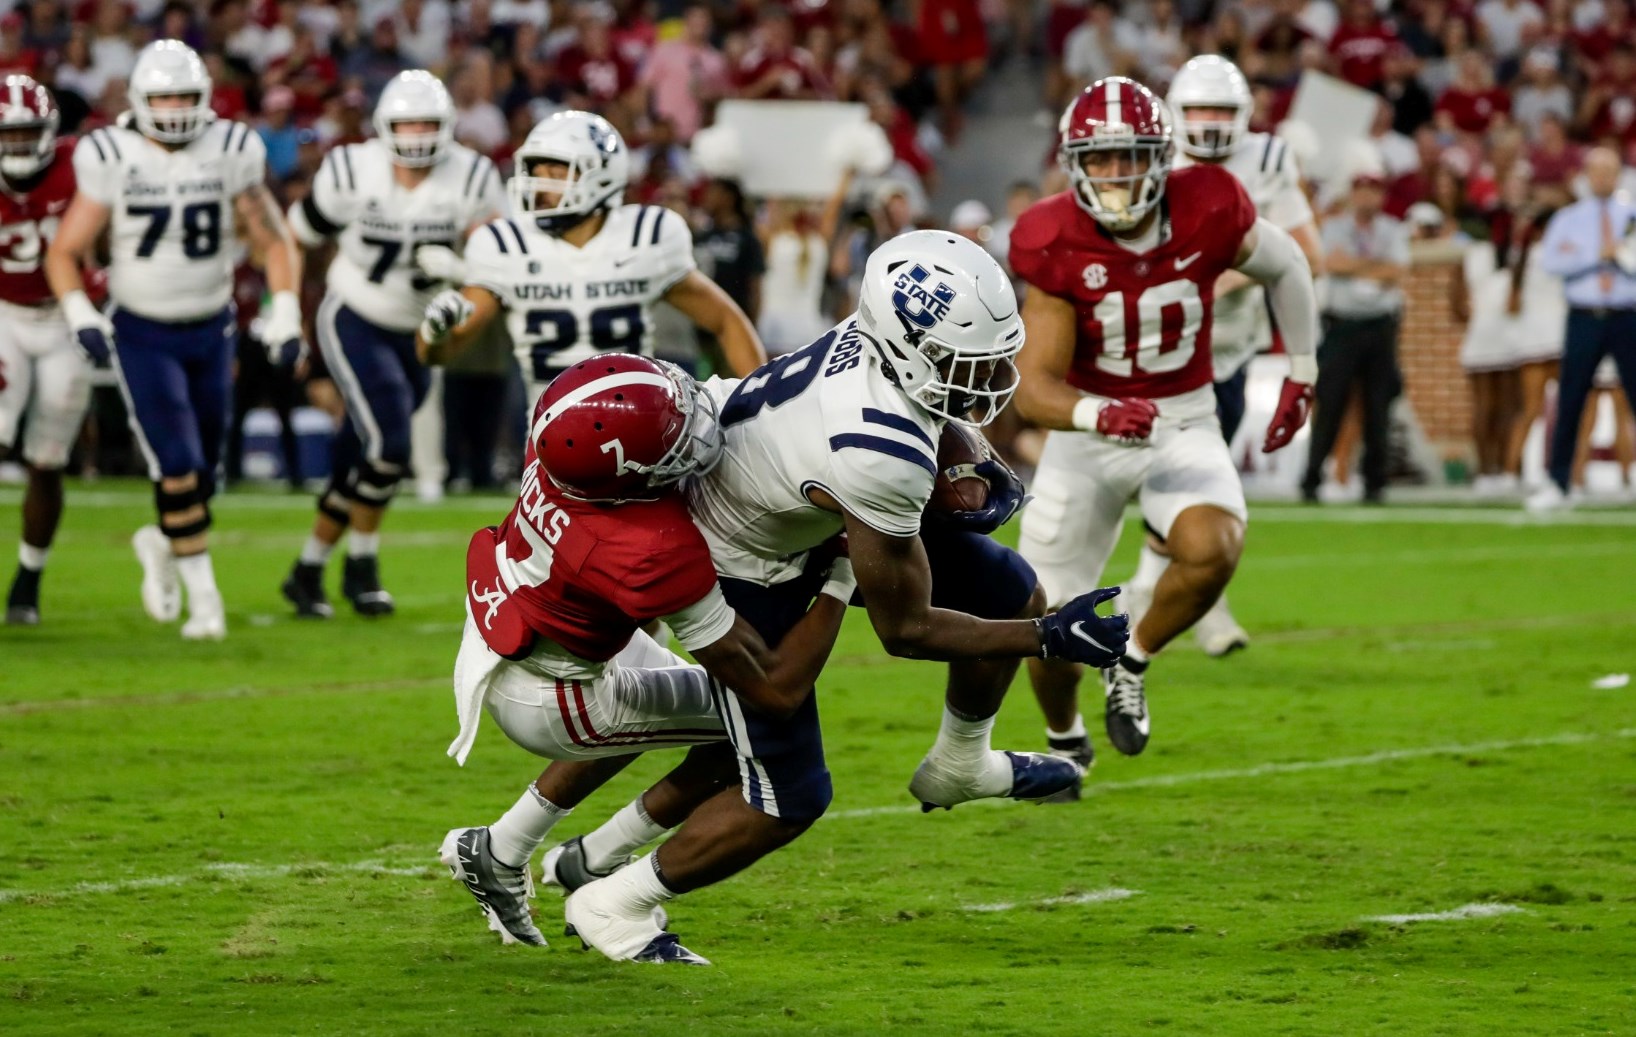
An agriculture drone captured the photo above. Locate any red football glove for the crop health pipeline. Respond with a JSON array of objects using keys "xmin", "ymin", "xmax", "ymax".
[
  {"xmin": 1097, "ymin": 397, "xmax": 1161, "ymax": 444},
  {"xmin": 1262, "ymin": 378, "xmax": 1315, "ymax": 453}
]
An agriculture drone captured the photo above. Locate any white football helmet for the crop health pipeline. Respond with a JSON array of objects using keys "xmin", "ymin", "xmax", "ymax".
[
  {"xmin": 128, "ymin": 40, "xmax": 213, "ymax": 144},
  {"xmin": 509, "ymin": 110, "xmax": 630, "ymax": 233},
  {"xmin": 855, "ymin": 231, "xmax": 1025, "ymax": 427},
  {"xmin": 374, "ymin": 70, "xmax": 455, "ymax": 167},
  {"xmin": 1168, "ymin": 55, "xmax": 1252, "ymax": 161}
]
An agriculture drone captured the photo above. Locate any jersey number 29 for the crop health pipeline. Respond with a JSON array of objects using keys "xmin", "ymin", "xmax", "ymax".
[{"xmin": 525, "ymin": 305, "xmax": 645, "ymax": 380}]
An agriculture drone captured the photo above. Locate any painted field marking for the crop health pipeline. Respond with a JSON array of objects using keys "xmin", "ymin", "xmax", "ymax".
[
  {"xmin": 1364, "ymin": 903, "xmax": 1527, "ymax": 924},
  {"xmin": 963, "ymin": 889, "xmax": 1141, "ymax": 913},
  {"xmin": 6, "ymin": 728, "xmax": 1629, "ymax": 904}
]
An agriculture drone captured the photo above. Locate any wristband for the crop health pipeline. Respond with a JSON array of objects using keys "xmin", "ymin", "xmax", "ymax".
[{"xmin": 1070, "ymin": 396, "xmax": 1102, "ymax": 432}]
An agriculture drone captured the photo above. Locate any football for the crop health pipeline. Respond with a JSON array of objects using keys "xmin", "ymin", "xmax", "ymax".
[{"xmin": 928, "ymin": 423, "xmax": 992, "ymax": 513}]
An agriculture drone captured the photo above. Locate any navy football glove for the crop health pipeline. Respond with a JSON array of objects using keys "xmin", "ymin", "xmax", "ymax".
[
  {"xmin": 63, "ymin": 290, "xmax": 114, "ymax": 366},
  {"xmin": 932, "ymin": 458, "xmax": 1029, "ymax": 534},
  {"xmin": 1036, "ymin": 586, "xmax": 1128, "ymax": 667}
]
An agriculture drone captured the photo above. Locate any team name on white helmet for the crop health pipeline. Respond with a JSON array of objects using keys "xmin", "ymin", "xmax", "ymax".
[
  {"xmin": 509, "ymin": 110, "xmax": 630, "ymax": 233},
  {"xmin": 128, "ymin": 40, "xmax": 214, "ymax": 144},
  {"xmin": 374, "ymin": 70, "xmax": 455, "ymax": 168},
  {"xmin": 855, "ymin": 231, "xmax": 1025, "ymax": 427},
  {"xmin": 1168, "ymin": 55, "xmax": 1252, "ymax": 161}
]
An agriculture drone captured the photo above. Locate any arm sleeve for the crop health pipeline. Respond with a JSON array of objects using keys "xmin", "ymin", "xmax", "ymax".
[
  {"xmin": 663, "ymin": 583, "xmax": 738, "ymax": 652},
  {"xmin": 1237, "ymin": 218, "xmax": 1320, "ymax": 371},
  {"xmin": 651, "ymin": 206, "xmax": 698, "ymax": 293},
  {"xmin": 462, "ymin": 220, "xmax": 514, "ymax": 305},
  {"xmin": 1536, "ymin": 208, "xmax": 1589, "ymax": 277},
  {"xmin": 70, "ymin": 134, "xmax": 119, "ymax": 205},
  {"xmin": 822, "ymin": 443, "xmax": 937, "ymax": 538}
]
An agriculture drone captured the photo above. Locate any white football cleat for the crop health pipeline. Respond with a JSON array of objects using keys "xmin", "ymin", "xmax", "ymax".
[
  {"xmin": 1194, "ymin": 594, "xmax": 1249, "ymax": 657},
  {"xmin": 180, "ymin": 590, "xmax": 227, "ymax": 641},
  {"xmin": 131, "ymin": 525, "xmax": 181, "ymax": 622},
  {"xmin": 563, "ymin": 875, "xmax": 707, "ymax": 965}
]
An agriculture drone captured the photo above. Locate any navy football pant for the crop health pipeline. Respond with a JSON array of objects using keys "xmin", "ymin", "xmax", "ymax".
[
  {"xmin": 1213, "ymin": 366, "xmax": 1249, "ymax": 444},
  {"xmin": 110, "ymin": 307, "xmax": 235, "ymax": 484},
  {"xmin": 316, "ymin": 296, "xmax": 429, "ymax": 507},
  {"xmin": 714, "ymin": 529, "xmax": 1039, "ymax": 823}
]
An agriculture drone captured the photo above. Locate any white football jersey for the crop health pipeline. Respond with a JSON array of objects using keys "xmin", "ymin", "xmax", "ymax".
[
  {"xmin": 687, "ymin": 317, "xmax": 939, "ymax": 586},
  {"xmin": 463, "ymin": 203, "xmax": 695, "ymax": 388},
  {"xmin": 1176, "ymin": 131, "xmax": 1315, "ymax": 377},
  {"xmin": 72, "ymin": 119, "xmax": 266, "ymax": 321},
  {"xmin": 305, "ymin": 140, "xmax": 505, "ymax": 332}
]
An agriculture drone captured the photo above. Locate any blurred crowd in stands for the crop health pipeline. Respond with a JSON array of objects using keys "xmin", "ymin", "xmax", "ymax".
[{"xmin": 6, "ymin": 0, "xmax": 1634, "ymax": 494}]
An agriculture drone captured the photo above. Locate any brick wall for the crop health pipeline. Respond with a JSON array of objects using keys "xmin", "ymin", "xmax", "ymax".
[{"xmin": 1398, "ymin": 239, "xmax": 1470, "ymax": 460}]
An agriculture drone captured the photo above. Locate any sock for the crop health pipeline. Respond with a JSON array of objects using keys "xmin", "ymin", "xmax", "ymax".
[
  {"xmin": 19, "ymin": 543, "xmax": 48, "ymax": 571},
  {"xmin": 1122, "ymin": 638, "xmax": 1150, "ymax": 671},
  {"xmin": 175, "ymin": 552, "xmax": 218, "ymax": 601},
  {"xmin": 1046, "ymin": 715, "xmax": 1087, "ymax": 742},
  {"xmin": 348, "ymin": 531, "xmax": 381, "ymax": 558},
  {"xmin": 488, "ymin": 784, "xmax": 569, "ymax": 869},
  {"xmin": 1130, "ymin": 544, "xmax": 1169, "ymax": 590},
  {"xmin": 298, "ymin": 535, "xmax": 334, "ymax": 567},
  {"xmin": 930, "ymin": 704, "xmax": 997, "ymax": 764},
  {"xmin": 581, "ymin": 797, "xmax": 669, "ymax": 874},
  {"xmin": 611, "ymin": 852, "xmax": 676, "ymax": 911}
]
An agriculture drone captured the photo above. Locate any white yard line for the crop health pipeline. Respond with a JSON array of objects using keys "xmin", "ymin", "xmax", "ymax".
[
  {"xmin": 4, "ymin": 728, "xmax": 1631, "ymax": 904},
  {"xmin": 1363, "ymin": 903, "xmax": 1527, "ymax": 924},
  {"xmin": 962, "ymin": 889, "xmax": 1141, "ymax": 912}
]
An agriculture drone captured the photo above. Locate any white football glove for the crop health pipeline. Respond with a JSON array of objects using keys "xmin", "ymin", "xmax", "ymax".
[
  {"xmin": 62, "ymin": 289, "xmax": 115, "ymax": 365},
  {"xmin": 420, "ymin": 289, "xmax": 474, "ymax": 347},
  {"xmin": 261, "ymin": 290, "xmax": 306, "ymax": 367},
  {"xmin": 414, "ymin": 243, "xmax": 466, "ymax": 284}
]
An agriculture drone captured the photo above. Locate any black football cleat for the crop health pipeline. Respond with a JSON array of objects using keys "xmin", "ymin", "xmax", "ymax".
[
  {"xmin": 281, "ymin": 561, "xmax": 334, "ymax": 619},
  {"xmin": 5, "ymin": 566, "xmax": 41, "ymax": 625},
  {"xmin": 1103, "ymin": 657, "xmax": 1150, "ymax": 756},
  {"xmin": 342, "ymin": 555, "xmax": 395, "ymax": 617},
  {"xmin": 1037, "ymin": 734, "xmax": 1095, "ymax": 804}
]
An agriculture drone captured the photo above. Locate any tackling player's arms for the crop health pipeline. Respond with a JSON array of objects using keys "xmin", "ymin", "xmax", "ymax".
[
  {"xmin": 662, "ymin": 268, "xmax": 766, "ymax": 375},
  {"xmin": 690, "ymin": 591, "xmax": 849, "ymax": 720},
  {"xmin": 806, "ymin": 486, "xmax": 1043, "ymax": 661}
]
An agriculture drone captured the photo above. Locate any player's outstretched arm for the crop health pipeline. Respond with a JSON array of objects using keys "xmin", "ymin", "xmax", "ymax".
[
  {"xmin": 417, "ymin": 285, "xmax": 500, "ymax": 364},
  {"xmin": 665, "ymin": 270, "xmax": 768, "ymax": 375},
  {"xmin": 1233, "ymin": 219, "xmax": 1321, "ymax": 452},
  {"xmin": 689, "ymin": 566, "xmax": 853, "ymax": 721}
]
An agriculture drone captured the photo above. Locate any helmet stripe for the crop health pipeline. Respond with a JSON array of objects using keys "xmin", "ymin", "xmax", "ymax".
[
  {"xmin": 530, "ymin": 371, "xmax": 672, "ymax": 444},
  {"xmin": 1105, "ymin": 78, "xmax": 1121, "ymax": 128}
]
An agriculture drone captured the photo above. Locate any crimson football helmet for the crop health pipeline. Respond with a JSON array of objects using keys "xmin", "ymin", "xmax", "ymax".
[
  {"xmin": 530, "ymin": 355, "xmax": 723, "ymax": 502},
  {"xmin": 1057, "ymin": 76, "xmax": 1175, "ymax": 232},
  {"xmin": 0, "ymin": 75, "xmax": 59, "ymax": 181}
]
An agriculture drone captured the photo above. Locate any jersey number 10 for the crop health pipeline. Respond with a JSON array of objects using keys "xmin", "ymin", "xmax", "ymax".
[{"xmin": 1090, "ymin": 279, "xmax": 1206, "ymax": 376}]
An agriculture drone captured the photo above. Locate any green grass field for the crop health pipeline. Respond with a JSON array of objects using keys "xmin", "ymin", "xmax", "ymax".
[{"xmin": 2, "ymin": 484, "xmax": 1634, "ymax": 1036}]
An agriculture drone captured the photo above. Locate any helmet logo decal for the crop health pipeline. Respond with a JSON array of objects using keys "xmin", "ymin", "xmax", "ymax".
[{"xmin": 890, "ymin": 263, "xmax": 957, "ymax": 343}]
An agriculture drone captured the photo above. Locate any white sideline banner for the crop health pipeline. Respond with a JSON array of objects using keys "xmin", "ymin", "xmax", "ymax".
[{"xmin": 711, "ymin": 100, "xmax": 870, "ymax": 198}]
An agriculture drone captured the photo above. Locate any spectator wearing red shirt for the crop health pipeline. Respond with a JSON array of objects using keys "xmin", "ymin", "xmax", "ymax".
[
  {"xmin": 1435, "ymin": 50, "xmax": 1512, "ymax": 134},
  {"xmin": 919, "ymin": 0, "xmax": 987, "ymax": 141},
  {"xmin": 1329, "ymin": 0, "xmax": 1401, "ymax": 88},
  {"xmin": 1528, "ymin": 111, "xmax": 1583, "ymax": 189},
  {"xmin": 1571, "ymin": 0, "xmax": 1631, "ymax": 76},
  {"xmin": 734, "ymin": 6, "xmax": 831, "ymax": 100},
  {"xmin": 0, "ymin": 12, "xmax": 40, "ymax": 76},
  {"xmin": 1579, "ymin": 45, "xmax": 1636, "ymax": 144},
  {"xmin": 558, "ymin": 17, "xmax": 638, "ymax": 109},
  {"xmin": 1255, "ymin": 6, "xmax": 1313, "ymax": 83}
]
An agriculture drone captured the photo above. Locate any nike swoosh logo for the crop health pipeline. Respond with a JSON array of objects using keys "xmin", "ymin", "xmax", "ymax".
[
  {"xmin": 1174, "ymin": 251, "xmax": 1203, "ymax": 271},
  {"xmin": 613, "ymin": 255, "xmax": 638, "ymax": 267},
  {"xmin": 1070, "ymin": 621, "xmax": 1114, "ymax": 654}
]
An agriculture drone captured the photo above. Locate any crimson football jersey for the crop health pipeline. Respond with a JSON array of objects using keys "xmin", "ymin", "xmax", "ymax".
[
  {"xmin": 466, "ymin": 457, "xmax": 720, "ymax": 663},
  {"xmin": 1009, "ymin": 163, "xmax": 1257, "ymax": 400},
  {"xmin": 0, "ymin": 138, "xmax": 76, "ymax": 306}
]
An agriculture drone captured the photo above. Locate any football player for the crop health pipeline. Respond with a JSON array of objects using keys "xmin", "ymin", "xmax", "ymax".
[
  {"xmin": 1106, "ymin": 55, "xmax": 1322, "ymax": 658},
  {"xmin": 439, "ymin": 354, "xmax": 855, "ymax": 955},
  {"xmin": 278, "ymin": 70, "xmax": 506, "ymax": 620},
  {"xmin": 551, "ymin": 232, "xmax": 1132, "ymax": 964},
  {"xmin": 1011, "ymin": 77, "xmax": 1320, "ymax": 774},
  {"xmin": 416, "ymin": 110, "xmax": 766, "ymax": 388},
  {"xmin": 0, "ymin": 77, "xmax": 87, "ymax": 626},
  {"xmin": 46, "ymin": 40, "xmax": 305, "ymax": 640}
]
